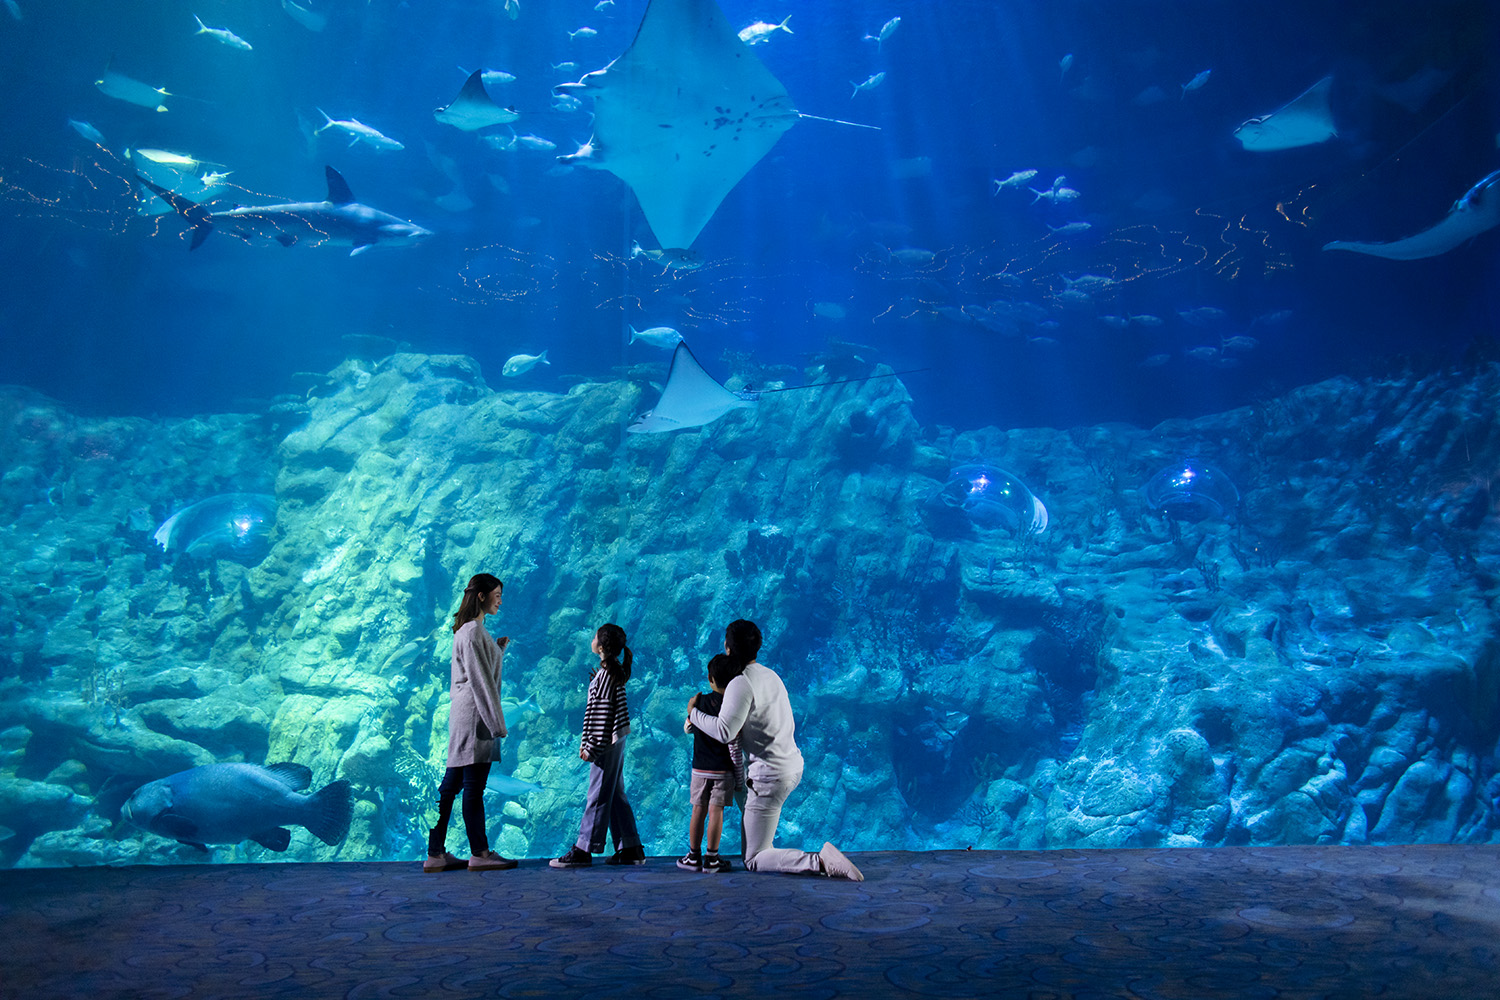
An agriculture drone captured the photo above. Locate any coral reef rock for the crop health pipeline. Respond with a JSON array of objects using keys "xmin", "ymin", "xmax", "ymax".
[{"xmin": 1, "ymin": 354, "xmax": 1498, "ymax": 866}]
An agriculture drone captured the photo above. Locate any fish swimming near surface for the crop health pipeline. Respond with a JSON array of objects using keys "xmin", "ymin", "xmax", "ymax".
[
  {"xmin": 434, "ymin": 70, "xmax": 519, "ymax": 131},
  {"xmin": 1181, "ymin": 69, "xmax": 1211, "ymax": 97},
  {"xmin": 993, "ymin": 169, "xmax": 1037, "ymax": 193},
  {"xmin": 1234, "ymin": 76, "xmax": 1336, "ymax": 151},
  {"xmin": 865, "ymin": 16, "xmax": 900, "ymax": 50},
  {"xmin": 1323, "ymin": 169, "xmax": 1500, "ymax": 260},
  {"xmin": 281, "ymin": 0, "xmax": 326, "ymax": 32},
  {"xmin": 129, "ymin": 148, "xmax": 222, "ymax": 216},
  {"xmin": 739, "ymin": 16, "xmax": 792, "ymax": 45},
  {"xmin": 123, "ymin": 763, "xmax": 352, "ymax": 852},
  {"xmin": 629, "ymin": 324, "xmax": 684, "ymax": 349},
  {"xmin": 193, "ymin": 14, "xmax": 253, "ymax": 51},
  {"xmin": 137, "ymin": 165, "xmax": 433, "ymax": 254},
  {"xmin": 852, "ymin": 72, "xmax": 886, "ymax": 98},
  {"xmin": 68, "ymin": 118, "xmax": 106, "ymax": 145},
  {"xmin": 503, "ymin": 351, "xmax": 550, "ymax": 376},
  {"xmin": 96, "ymin": 65, "xmax": 170, "ymax": 112},
  {"xmin": 490, "ymin": 773, "xmax": 544, "ymax": 796},
  {"xmin": 1030, "ymin": 177, "xmax": 1080, "ymax": 204},
  {"xmin": 315, "ymin": 110, "xmax": 404, "ymax": 151},
  {"xmin": 631, "ymin": 241, "xmax": 704, "ymax": 271},
  {"xmin": 153, "ymin": 492, "xmax": 276, "ymax": 564},
  {"xmin": 515, "ymin": 133, "xmax": 557, "ymax": 151},
  {"xmin": 500, "ymin": 695, "xmax": 543, "ymax": 726}
]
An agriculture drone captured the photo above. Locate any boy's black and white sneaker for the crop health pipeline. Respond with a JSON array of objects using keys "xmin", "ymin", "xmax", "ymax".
[
  {"xmin": 702, "ymin": 854, "xmax": 734, "ymax": 874},
  {"xmin": 549, "ymin": 846, "xmax": 593, "ymax": 869},
  {"xmin": 675, "ymin": 851, "xmax": 703, "ymax": 872},
  {"xmin": 605, "ymin": 845, "xmax": 647, "ymax": 866}
]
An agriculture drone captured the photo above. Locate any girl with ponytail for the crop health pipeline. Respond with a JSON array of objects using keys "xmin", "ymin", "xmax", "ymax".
[{"xmin": 549, "ymin": 623, "xmax": 644, "ymax": 868}]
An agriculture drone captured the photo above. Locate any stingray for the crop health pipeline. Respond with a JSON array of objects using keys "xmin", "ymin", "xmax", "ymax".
[
  {"xmin": 1234, "ymin": 76, "xmax": 1337, "ymax": 152},
  {"xmin": 434, "ymin": 69, "xmax": 519, "ymax": 131},
  {"xmin": 1324, "ymin": 169, "xmax": 1500, "ymax": 260},
  {"xmin": 554, "ymin": 0, "xmax": 801, "ymax": 251},
  {"xmin": 627, "ymin": 340, "xmax": 927, "ymax": 434},
  {"xmin": 627, "ymin": 340, "xmax": 757, "ymax": 433}
]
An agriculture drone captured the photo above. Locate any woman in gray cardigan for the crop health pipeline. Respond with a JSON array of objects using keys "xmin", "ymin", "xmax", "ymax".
[{"xmin": 425, "ymin": 573, "xmax": 517, "ymax": 872}]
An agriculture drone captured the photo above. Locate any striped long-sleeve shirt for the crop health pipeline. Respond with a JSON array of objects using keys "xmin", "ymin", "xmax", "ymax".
[{"xmin": 579, "ymin": 666, "xmax": 630, "ymax": 758}]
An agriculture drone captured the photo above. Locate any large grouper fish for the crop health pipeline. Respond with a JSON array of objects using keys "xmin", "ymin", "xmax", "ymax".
[{"xmin": 123, "ymin": 762, "xmax": 352, "ymax": 852}]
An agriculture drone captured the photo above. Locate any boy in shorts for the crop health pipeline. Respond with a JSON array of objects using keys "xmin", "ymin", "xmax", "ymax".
[{"xmin": 677, "ymin": 654, "xmax": 744, "ymax": 873}]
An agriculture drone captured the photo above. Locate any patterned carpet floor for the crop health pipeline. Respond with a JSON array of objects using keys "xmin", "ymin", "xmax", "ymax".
[{"xmin": 1, "ymin": 845, "xmax": 1496, "ymax": 999}]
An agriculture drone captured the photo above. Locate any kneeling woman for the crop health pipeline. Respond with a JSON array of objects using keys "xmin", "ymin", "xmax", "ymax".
[{"xmin": 686, "ymin": 619, "xmax": 862, "ymax": 880}]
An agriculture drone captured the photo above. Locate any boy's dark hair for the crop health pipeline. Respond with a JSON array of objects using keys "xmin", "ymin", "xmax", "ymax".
[
  {"xmin": 707, "ymin": 653, "xmax": 736, "ymax": 690},
  {"xmin": 724, "ymin": 619, "xmax": 762, "ymax": 669}
]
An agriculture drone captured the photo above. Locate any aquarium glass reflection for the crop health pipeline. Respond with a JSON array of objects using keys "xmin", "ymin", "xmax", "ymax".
[{"xmin": 0, "ymin": 0, "xmax": 1496, "ymax": 867}]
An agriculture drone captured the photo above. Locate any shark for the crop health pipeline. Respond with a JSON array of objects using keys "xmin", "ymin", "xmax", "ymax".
[
  {"xmin": 1323, "ymin": 169, "xmax": 1500, "ymax": 260},
  {"xmin": 137, "ymin": 165, "xmax": 433, "ymax": 254}
]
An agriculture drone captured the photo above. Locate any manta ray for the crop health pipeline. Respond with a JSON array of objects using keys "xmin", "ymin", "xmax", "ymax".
[
  {"xmin": 554, "ymin": 0, "xmax": 800, "ymax": 251},
  {"xmin": 627, "ymin": 341, "xmax": 757, "ymax": 433},
  {"xmin": 434, "ymin": 69, "xmax": 519, "ymax": 131},
  {"xmin": 1234, "ymin": 76, "xmax": 1337, "ymax": 152},
  {"xmin": 1324, "ymin": 169, "xmax": 1500, "ymax": 260}
]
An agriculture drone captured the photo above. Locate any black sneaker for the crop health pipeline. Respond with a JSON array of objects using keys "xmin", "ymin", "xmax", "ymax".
[
  {"xmin": 675, "ymin": 851, "xmax": 703, "ymax": 872},
  {"xmin": 702, "ymin": 854, "xmax": 734, "ymax": 874},
  {"xmin": 549, "ymin": 846, "xmax": 593, "ymax": 869},
  {"xmin": 605, "ymin": 845, "xmax": 646, "ymax": 866}
]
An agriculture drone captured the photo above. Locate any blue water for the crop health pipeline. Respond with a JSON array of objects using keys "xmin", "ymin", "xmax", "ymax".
[
  {"xmin": 1, "ymin": 0, "xmax": 1494, "ymax": 429},
  {"xmin": 1, "ymin": 0, "xmax": 1498, "ymax": 867}
]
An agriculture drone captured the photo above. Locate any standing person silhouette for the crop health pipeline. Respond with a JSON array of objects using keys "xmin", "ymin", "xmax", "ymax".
[
  {"xmin": 686, "ymin": 619, "xmax": 862, "ymax": 880},
  {"xmin": 425, "ymin": 573, "xmax": 518, "ymax": 872},
  {"xmin": 550, "ymin": 623, "xmax": 645, "ymax": 868}
]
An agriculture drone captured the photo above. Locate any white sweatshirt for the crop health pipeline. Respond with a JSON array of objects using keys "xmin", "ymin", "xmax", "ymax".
[{"xmin": 689, "ymin": 661, "xmax": 804, "ymax": 776}]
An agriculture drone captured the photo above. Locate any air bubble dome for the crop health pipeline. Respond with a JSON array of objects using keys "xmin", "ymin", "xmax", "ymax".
[
  {"xmin": 1143, "ymin": 461, "xmax": 1239, "ymax": 522},
  {"xmin": 938, "ymin": 465, "xmax": 1048, "ymax": 534}
]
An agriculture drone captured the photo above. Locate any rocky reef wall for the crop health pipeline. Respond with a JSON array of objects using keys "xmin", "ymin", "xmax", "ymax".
[{"xmin": 2, "ymin": 351, "xmax": 1498, "ymax": 866}]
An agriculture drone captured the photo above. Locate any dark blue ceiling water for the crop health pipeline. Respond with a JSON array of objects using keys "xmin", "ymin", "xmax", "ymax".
[{"xmin": 0, "ymin": 0, "xmax": 1494, "ymax": 430}]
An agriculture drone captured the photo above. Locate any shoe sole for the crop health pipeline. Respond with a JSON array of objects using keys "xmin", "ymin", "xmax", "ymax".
[
  {"xmin": 469, "ymin": 861, "xmax": 518, "ymax": 871},
  {"xmin": 548, "ymin": 861, "xmax": 591, "ymax": 868}
]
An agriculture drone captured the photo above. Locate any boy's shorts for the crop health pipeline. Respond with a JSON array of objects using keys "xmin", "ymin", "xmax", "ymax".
[{"xmin": 690, "ymin": 770, "xmax": 733, "ymax": 809}]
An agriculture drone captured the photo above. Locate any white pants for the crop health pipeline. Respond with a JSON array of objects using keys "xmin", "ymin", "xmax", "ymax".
[{"xmin": 738, "ymin": 764, "xmax": 822, "ymax": 875}]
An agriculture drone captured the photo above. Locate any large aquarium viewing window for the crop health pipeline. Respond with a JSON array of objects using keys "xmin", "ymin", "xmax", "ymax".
[{"xmin": 0, "ymin": 0, "xmax": 1496, "ymax": 868}]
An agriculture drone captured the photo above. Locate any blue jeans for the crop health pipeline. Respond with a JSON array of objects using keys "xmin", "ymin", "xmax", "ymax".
[
  {"xmin": 575, "ymin": 737, "xmax": 640, "ymax": 853},
  {"xmin": 434, "ymin": 762, "xmax": 492, "ymax": 855}
]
